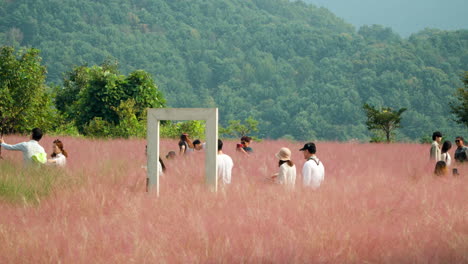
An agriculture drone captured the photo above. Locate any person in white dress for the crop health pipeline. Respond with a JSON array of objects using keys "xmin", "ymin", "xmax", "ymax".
[
  {"xmin": 440, "ymin": 140, "xmax": 452, "ymax": 166},
  {"xmin": 270, "ymin": 147, "xmax": 296, "ymax": 188},
  {"xmin": 47, "ymin": 139, "xmax": 68, "ymax": 167}
]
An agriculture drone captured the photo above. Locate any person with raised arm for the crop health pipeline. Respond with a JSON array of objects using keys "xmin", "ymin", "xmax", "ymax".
[{"xmin": 0, "ymin": 128, "xmax": 47, "ymax": 166}]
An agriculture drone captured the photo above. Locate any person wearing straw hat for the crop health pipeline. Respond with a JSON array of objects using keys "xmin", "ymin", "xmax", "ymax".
[
  {"xmin": 300, "ymin": 142, "xmax": 325, "ymax": 189},
  {"xmin": 270, "ymin": 147, "xmax": 296, "ymax": 187}
]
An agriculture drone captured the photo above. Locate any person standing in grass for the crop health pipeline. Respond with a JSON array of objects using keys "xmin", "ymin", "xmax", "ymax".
[
  {"xmin": 454, "ymin": 136, "xmax": 468, "ymax": 163},
  {"xmin": 0, "ymin": 128, "xmax": 47, "ymax": 166},
  {"xmin": 193, "ymin": 139, "xmax": 206, "ymax": 151},
  {"xmin": 440, "ymin": 140, "xmax": 452, "ymax": 166},
  {"xmin": 430, "ymin": 131, "xmax": 443, "ymax": 161},
  {"xmin": 47, "ymin": 139, "xmax": 68, "ymax": 167},
  {"xmin": 178, "ymin": 133, "xmax": 194, "ymax": 155},
  {"xmin": 300, "ymin": 142, "xmax": 325, "ymax": 189},
  {"xmin": 270, "ymin": 147, "xmax": 296, "ymax": 188},
  {"xmin": 217, "ymin": 139, "xmax": 234, "ymax": 185}
]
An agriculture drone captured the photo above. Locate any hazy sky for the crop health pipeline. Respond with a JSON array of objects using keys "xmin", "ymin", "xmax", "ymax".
[{"xmin": 302, "ymin": 0, "xmax": 468, "ymax": 37}]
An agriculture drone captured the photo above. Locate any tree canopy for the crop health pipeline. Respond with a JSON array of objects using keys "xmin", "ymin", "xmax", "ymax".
[{"xmin": 0, "ymin": 0, "xmax": 467, "ymax": 141}]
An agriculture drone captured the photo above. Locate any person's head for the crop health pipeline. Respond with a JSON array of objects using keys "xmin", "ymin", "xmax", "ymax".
[
  {"xmin": 455, "ymin": 136, "xmax": 465, "ymax": 147},
  {"xmin": 193, "ymin": 139, "xmax": 203, "ymax": 150},
  {"xmin": 166, "ymin": 151, "xmax": 176, "ymax": 159},
  {"xmin": 276, "ymin": 147, "xmax": 293, "ymax": 167},
  {"xmin": 180, "ymin": 133, "xmax": 189, "ymax": 142},
  {"xmin": 240, "ymin": 136, "xmax": 252, "ymax": 146},
  {"xmin": 52, "ymin": 139, "xmax": 68, "ymax": 158},
  {"xmin": 218, "ymin": 139, "xmax": 223, "ymax": 151},
  {"xmin": 434, "ymin": 161, "xmax": 448, "ymax": 176},
  {"xmin": 432, "ymin": 131, "xmax": 442, "ymax": 143},
  {"xmin": 31, "ymin": 128, "xmax": 43, "ymax": 141},
  {"xmin": 441, "ymin": 140, "xmax": 452, "ymax": 154},
  {"xmin": 300, "ymin": 142, "xmax": 316, "ymax": 159}
]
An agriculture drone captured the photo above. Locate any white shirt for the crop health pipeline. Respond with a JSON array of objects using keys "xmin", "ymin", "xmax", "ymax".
[
  {"xmin": 430, "ymin": 141, "xmax": 441, "ymax": 161},
  {"xmin": 302, "ymin": 157, "xmax": 325, "ymax": 189},
  {"xmin": 277, "ymin": 163, "xmax": 296, "ymax": 187},
  {"xmin": 217, "ymin": 153, "xmax": 234, "ymax": 185},
  {"xmin": 1, "ymin": 140, "xmax": 46, "ymax": 165},
  {"xmin": 50, "ymin": 153, "xmax": 67, "ymax": 167},
  {"xmin": 441, "ymin": 152, "xmax": 452, "ymax": 166}
]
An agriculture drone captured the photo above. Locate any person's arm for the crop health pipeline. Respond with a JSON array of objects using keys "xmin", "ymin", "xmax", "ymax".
[
  {"xmin": 302, "ymin": 163, "xmax": 311, "ymax": 186},
  {"xmin": 0, "ymin": 140, "xmax": 26, "ymax": 152},
  {"xmin": 430, "ymin": 143, "xmax": 437, "ymax": 159},
  {"xmin": 186, "ymin": 137, "xmax": 194, "ymax": 149},
  {"xmin": 179, "ymin": 144, "xmax": 186, "ymax": 155}
]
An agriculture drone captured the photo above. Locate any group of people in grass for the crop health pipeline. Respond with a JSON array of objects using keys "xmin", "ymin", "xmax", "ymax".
[
  {"xmin": 430, "ymin": 131, "xmax": 468, "ymax": 176},
  {"xmin": 0, "ymin": 128, "xmax": 67, "ymax": 167},
  {"xmin": 2, "ymin": 128, "xmax": 466, "ymax": 187},
  {"xmin": 173, "ymin": 133, "xmax": 325, "ymax": 189}
]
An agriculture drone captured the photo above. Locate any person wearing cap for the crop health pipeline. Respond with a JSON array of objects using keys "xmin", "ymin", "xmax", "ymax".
[
  {"xmin": 454, "ymin": 136, "xmax": 468, "ymax": 163},
  {"xmin": 430, "ymin": 131, "xmax": 443, "ymax": 161},
  {"xmin": 300, "ymin": 142, "xmax": 325, "ymax": 189},
  {"xmin": 270, "ymin": 147, "xmax": 296, "ymax": 187},
  {"xmin": 217, "ymin": 139, "xmax": 234, "ymax": 185}
]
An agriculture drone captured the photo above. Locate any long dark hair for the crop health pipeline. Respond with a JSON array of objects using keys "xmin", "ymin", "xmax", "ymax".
[
  {"xmin": 159, "ymin": 157, "xmax": 166, "ymax": 172},
  {"xmin": 51, "ymin": 139, "xmax": 68, "ymax": 158},
  {"xmin": 441, "ymin": 140, "xmax": 452, "ymax": 154},
  {"xmin": 279, "ymin": 160, "xmax": 294, "ymax": 167}
]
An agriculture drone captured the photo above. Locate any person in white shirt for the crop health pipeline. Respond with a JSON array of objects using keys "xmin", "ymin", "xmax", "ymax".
[
  {"xmin": 440, "ymin": 140, "xmax": 452, "ymax": 166},
  {"xmin": 217, "ymin": 139, "xmax": 234, "ymax": 185},
  {"xmin": 47, "ymin": 139, "xmax": 68, "ymax": 167},
  {"xmin": 300, "ymin": 142, "xmax": 325, "ymax": 189},
  {"xmin": 270, "ymin": 147, "xmax": 296, "ymax": 188},
  {"xmin": 0, "ymin": 128, "xmax": 47, "ymax": 166},
  {"xmin": 430, "ymin": 131, "xmax": 442, "ymax": 161}
]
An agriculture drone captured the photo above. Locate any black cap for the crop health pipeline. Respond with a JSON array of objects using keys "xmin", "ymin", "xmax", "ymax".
[{"xmin": 299, "ymin": 142, "xmax": 316, "ymax": 154}]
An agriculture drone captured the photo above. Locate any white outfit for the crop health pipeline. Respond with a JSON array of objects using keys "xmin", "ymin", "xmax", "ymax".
[
  {"xmin": 302, "ymin": 157, "xmax": 325, "ymax": 189},
  {"xmin": 277, "ymin": 163, "xmax": 296, "ymax": 187},
  {"xmin": 217, "ymin": 153, "xmax": 234, "ymax": 185},
  {"xmin": 441, "ymin": 152, "xmax": 452, "ymax": 166},
  {"xmin": 1, "ymin": 140, "xmax": 46, "ymax": 165},
  {"xmin": 50, "ymin": 153, "xmax": 67, "ymax": 167},
  {"xmin": 430, "ymin": 141, "xmax": 441, "ymax": 161}
]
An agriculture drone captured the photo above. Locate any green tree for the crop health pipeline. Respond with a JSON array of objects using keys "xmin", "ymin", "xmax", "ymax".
[
  {"xmin": 220, "ymin": 116, "xmax": 259, "ymax": 139},
  {"xmin": 56, "ymin": 61, "xmax": 165, "ymax": 136},
  {"xmin": 0, "ymin": 46, "xmax": 54, "ymax": 135},
  {"xmin": 450, "ymin": 72, "xmax": 468, "ymax": 128},
  {"xmin": 363, "ymin": 103, "xmax": 407, "ymax": 143}
]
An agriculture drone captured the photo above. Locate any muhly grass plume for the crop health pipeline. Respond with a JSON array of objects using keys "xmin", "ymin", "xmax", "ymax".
[{"xmin": 0, "ymin": 136, "xmax": 467, "ymax": 263}]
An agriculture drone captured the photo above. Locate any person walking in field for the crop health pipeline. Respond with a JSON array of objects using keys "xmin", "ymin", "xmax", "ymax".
[
  {"xmin": 0, "ymin": 128, "xmax": 47, "ymax": 166},
  {"xmin": 47, "ymin": 139, "xmax": 68, "ymax": 167},
  {"xmin": 300, "ymin": 142, "xmax": 325, "ymax": 189},
  {"xmin": 454, "ymin": 136, "xmax": 468, "ymax": 163},
  {"xmin": 217, "ymin": 139, "xmax": 234, "ymax": 185},
  {"xmin": 430, "ymin": 131, "xmax": 443, "ymax": 161},
  {"xmin": 270, "ymin": 147, "xmax": 296, "ymax": 188}
]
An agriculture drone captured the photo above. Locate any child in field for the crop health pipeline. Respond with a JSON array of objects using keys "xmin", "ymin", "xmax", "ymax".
[
  {"xmin": 434, "ymin": 161, "xmax": 448, "ymax": 176},
  {"xmin": 47, "ymin": 139, "xmax": 67, "ymax": 167},
  {"xmin": 0, "ymin": 128, "xmax": 47, "ymax": 166},
  {"xmin": 269, "ymin": 147, "xmax": 296, "ymax": 188}
]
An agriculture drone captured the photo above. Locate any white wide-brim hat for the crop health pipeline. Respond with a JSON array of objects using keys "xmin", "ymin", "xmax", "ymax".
[{"xmin": 275, "ymin": 147, "xmax": 292, "ymax": 161}]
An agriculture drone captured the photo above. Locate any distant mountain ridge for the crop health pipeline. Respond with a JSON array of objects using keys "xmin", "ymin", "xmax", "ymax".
[{"xmin": 0, "ymin": 0, "xmax": 467, "ymax": 140}]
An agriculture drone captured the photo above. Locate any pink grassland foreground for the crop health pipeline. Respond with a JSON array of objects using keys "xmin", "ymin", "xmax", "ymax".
[{"xmin": 0, "ymin": 135, "xmax": 467, "ymax": 263}]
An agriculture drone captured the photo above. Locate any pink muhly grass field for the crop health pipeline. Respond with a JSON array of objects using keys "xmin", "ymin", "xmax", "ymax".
[{"xmin": 0, "ymin": 136, "xmax": 467, "ymax": 263}]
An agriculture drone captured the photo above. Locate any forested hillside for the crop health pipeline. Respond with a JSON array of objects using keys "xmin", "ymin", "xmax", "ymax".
[{"xmin": 1, "ymin": 0, "xmax": 467, "ymax": 140}]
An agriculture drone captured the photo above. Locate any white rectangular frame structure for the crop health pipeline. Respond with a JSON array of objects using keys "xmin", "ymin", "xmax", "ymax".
[{"xmin": 147, "ymin": 108, "xmax": 218, "ymax": 196}]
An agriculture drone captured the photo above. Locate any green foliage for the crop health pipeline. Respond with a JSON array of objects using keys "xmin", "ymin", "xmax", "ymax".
[
  {"xmin": 0, "ymin": 162, "xmax": 62, "ymax": 204},
  {"xmin": 220, "ymin": 116, "xmax": 259, "ymax": 139},
  {"xmin": 450, "ymin": 72, "xmax": 468, "ymax": 128},
  {"xmin": 160, "ymin": 120, "xmax": 205, "ymax": 140},
  {"xmin": 56, "ymin": 61, "xmax": 165, "ymax": 137},
  {"xmin": 0, "ymin": 46, "xmax": 55, "ymax": 134},
  {"xmin": 1, "ymin": 1, "xmax": 467, "ymax": 141},
  {"xmin": 363, "ymin": 103, "xmax": 407, "ymax": 143}
]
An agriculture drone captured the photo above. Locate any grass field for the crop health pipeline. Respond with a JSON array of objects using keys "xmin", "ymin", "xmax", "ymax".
[{"xmin": 0, "ymin": 136, "xmax": 467, "ymax": 263}]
